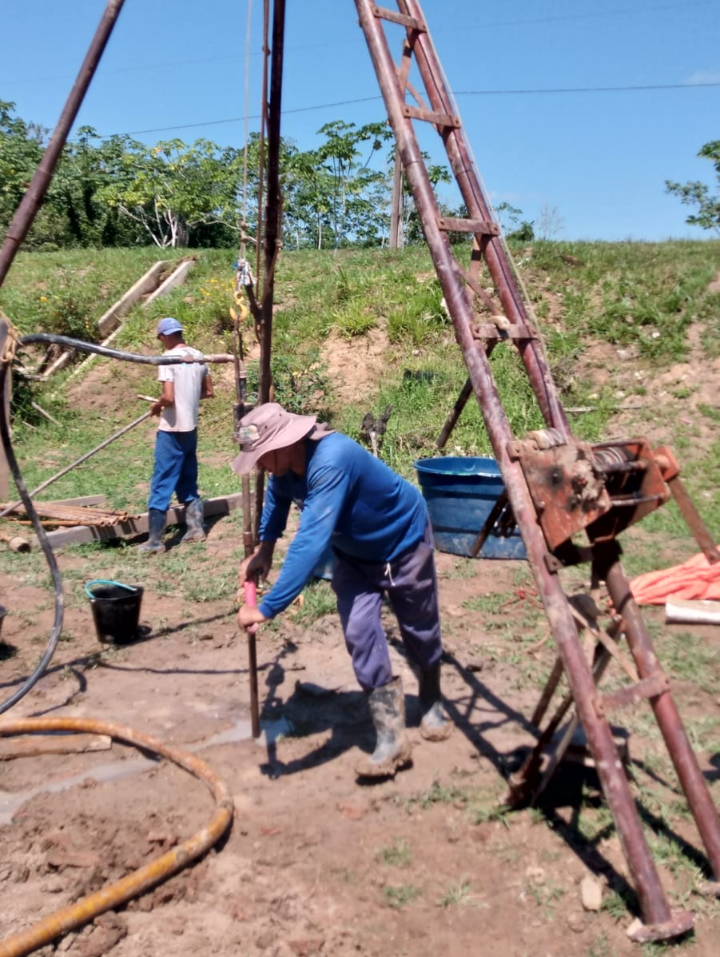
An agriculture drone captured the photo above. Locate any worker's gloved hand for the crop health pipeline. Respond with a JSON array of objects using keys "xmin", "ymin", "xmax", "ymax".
[{"xmin": 237, "ymin": 604, "xmax": 267, "ymax": 635}]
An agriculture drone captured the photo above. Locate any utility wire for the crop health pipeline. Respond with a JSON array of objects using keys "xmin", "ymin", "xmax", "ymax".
[
  {"xmin": 455, "ymin": 81, "xmax": 720, "ymax": 96},
  {"xmin": 103, "ymin": 82, "xmax": 720, "ymax": 139}
]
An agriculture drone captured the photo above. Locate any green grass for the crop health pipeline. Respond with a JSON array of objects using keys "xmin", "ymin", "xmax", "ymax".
[
  {"xmin": 2, "ymin": 240, "xmax": 719, "ymax": 665},
  {"xmin": 0, "ymin": 247, "xmax": 188, "ymax": 337},
  {"xmin": 381, "ymin": 883, "xmax": 421, "ymax": 909},
  {"xmin": 376, "ymin": 837, "xmax": 412, "ymax": 868},
  {"xmin": 436, "ymin": 877, "xmax": 477, "ymax": 908}
]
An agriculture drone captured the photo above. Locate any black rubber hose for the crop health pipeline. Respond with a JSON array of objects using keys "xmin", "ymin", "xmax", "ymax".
[
  {"xmin": 20, "ymin": 334, "xmax": 200, "ymax": 365},
  {"xmin": 0, "ymin": 360, "xmax": 64, "ymax": 715},
  {"xmin": 1, "ymin": 330, "xmax": 229, "ymax": 713}
]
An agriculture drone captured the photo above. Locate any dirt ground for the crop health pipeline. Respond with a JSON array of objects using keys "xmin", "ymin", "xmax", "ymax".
[
  {"xmin": 1, "ymin": 511, "xmax": 719, "ymax": 957},
  {"xmin": 1, "ymin": 308, "xmax": 719, "ymax": 956}
]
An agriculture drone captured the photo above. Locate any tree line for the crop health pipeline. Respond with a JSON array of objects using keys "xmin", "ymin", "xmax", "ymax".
[
  {"xmin": 4, "ymin": 99, "xmax": 716, "ymax": 250},
  {"xmin": 0, "ymin": 100, "xmax": 462, "ymax": 251}
]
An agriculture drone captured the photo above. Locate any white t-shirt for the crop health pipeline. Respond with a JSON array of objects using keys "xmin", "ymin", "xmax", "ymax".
[{"xmin": 157, "ymin": 344, "xmax": 208, "ymax": 432}]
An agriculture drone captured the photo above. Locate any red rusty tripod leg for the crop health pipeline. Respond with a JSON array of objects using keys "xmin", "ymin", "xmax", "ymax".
[
  {"xmin": 354, "ymin": 0, "xmax": 695, "ymax": 933},
  {"xmin": 605, "ymin": 555, "xmax": 720, "ymax": 896}
]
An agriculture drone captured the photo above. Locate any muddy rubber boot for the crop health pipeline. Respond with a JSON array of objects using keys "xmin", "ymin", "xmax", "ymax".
[
  {"xmin": 419, "ymin": 662, "xmax": 453, "ymax": 741},
  {"xmin": 355, "ymin": 677, "xmax": 412, "ymax": 780},
  {"xmin": 138, "ymin": 508, "xmax": 166, "ymax": 553},
  {"xmin": 181, "ymin": 497, "xmax": 206, "ymax": 543}
]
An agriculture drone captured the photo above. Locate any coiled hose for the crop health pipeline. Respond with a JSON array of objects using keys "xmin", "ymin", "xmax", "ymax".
[
  {"xmin": 0, "ymin": 360, "xmax": 63, "ymax": 715},
  {"xmin": 0, "ymin": 717, "xmax": 234, "ymax": 957}
]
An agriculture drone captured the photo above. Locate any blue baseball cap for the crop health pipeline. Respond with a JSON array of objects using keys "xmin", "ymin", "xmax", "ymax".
[{"xmin": 156, "ymin": 317, "xmax": 183, "ymax": 337}]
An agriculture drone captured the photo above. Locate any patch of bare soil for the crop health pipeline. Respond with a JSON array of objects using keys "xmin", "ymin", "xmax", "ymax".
[
  {"xmin": 577, "ymin": 321, "xmax": 720, "ymax": 460},
  {"xmin": 1, "ymin": 508, "xmax": 719, "ymax": 957},
  {"xmin": 321, "ymin": 326, "xmax": 391, "ymax": 406},
  {"xmin": 65, "ymin": 357, "xmax": 153, "ymax": 418}
]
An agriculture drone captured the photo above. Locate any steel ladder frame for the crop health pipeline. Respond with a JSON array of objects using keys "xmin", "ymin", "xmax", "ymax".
[{"xmin": 354, "ymin": 0, "xmax": 720, "ymax": 941}]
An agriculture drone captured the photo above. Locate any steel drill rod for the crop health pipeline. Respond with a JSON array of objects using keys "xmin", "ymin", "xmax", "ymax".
[{"xmin": 666, "ymin": 475, "xmax": 720, "ymax": 564}]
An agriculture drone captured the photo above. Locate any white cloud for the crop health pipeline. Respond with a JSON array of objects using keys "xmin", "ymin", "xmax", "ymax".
[{"xmin": 683, "ymin": 70, "xmax": 720, "ymax": 85}]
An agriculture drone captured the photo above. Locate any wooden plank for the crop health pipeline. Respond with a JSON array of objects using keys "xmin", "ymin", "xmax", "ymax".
[
  {"xmin": 472, "ymin": 323, "xmax": 536, "ymax": 339},
  {"xmin": 97, "ymin": 260, "xmax": 171, "ymax": 337},
  {"xmin": 0, "ymin": 733, "xmax": 112, "ymax": 760},
  {"xmin": 45, "ymin": 260, "xmax": 176, "ymax": 377},
  {"xmin": 143, "ymin": 258, "xmax": 197, "ymax": 307},
  {"xmin": 41, "ymin": 494, "xmax": 107, "ymax": 507},
  {"xmin": 30, "ymin": 492, "xmax": 244, "ymax": 549},
  {"xmin": 2, "ymin": 494, "xmax": 107, "ymax": 512}
]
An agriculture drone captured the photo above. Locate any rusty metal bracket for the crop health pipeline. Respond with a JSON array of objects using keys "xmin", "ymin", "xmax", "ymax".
[
  {"xmin": 595, "ymin": 672, "xmax": 671, "ymax": 718},
  {"xmin": 514, "ymin": 436, "xmax": 612, "ymax": 550},
  {"xmin": 437, "ymin": 216, "xmax": 499, "ymax": 236}
]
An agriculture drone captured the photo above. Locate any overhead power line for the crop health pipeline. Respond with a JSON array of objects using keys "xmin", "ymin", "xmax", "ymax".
[
  {"xmin": 455, "ymin": 81, "xmax": 720, "ymax": 96},
  {"xmin": 105, "ymin": 81, "xmax": 720, "ymax": 139},
  {"xmin": 107, "ymin": 97, "xmax": 384, "ymax": 138}
]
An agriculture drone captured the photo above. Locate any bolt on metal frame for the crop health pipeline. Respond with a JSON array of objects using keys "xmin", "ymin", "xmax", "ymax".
[{"xmin": 353, "ymin": 0, "xmax": 720, "ymax": 942}]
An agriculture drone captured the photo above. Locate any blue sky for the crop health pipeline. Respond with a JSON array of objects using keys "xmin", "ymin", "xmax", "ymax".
[{"xmin": 2, "ymin": 0, "xmax": 719, "ymax": 241}]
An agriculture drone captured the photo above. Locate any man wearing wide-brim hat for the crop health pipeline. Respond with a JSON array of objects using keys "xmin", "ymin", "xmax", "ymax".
[{"xmin": 235, "ymin": 402, "xmax": 452, "ymax": 780}]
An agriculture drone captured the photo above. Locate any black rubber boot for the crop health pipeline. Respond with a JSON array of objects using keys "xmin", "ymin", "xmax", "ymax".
[
  {"xmin": 138, "ymin": 508, "xmax": 166, "ymax": 553},
  {"xmin": 355, "ymin": 677, "xmax": 412, "ymax": 780},
  {"xmin": 419, "ymin": 662, "xmax": 453, "ymax": 741},
  {"xmin": 181, "ymin": 497, "xmax": 206, "ymax": 543}
]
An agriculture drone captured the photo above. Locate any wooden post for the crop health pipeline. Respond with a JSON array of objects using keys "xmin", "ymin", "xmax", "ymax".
[
  {"xmin": 0, "ymin": 316, "xmax": 9, "ymax": 500},
  {"xmin": 389, "ymin": 153, "xmax": 403, "ymax": 248}
]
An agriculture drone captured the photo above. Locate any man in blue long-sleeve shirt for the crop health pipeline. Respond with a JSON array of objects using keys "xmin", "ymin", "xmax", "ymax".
[{"xmin": 234, "ymin": 402, "xmax": 452, "ymax": 779}]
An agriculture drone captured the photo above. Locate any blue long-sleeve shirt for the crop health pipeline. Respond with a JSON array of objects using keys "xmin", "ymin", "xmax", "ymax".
[{"xmin": 257, "ymin": 432, "xmax": 427, "ymax": 618}]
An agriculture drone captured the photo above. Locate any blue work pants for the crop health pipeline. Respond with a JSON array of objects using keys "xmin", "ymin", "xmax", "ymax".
[
  {"xmin": 147, "ymin": 429, "xmax": 199, "ymax": 512},
  {"xmin": 331, "ymin": 521, "xmax": 443, "ymax": 691}
]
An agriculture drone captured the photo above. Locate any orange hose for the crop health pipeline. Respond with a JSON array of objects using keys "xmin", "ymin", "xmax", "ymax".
[{"xmin": 0, "ymin": 717, "xmax": 234, "ymax": 957}]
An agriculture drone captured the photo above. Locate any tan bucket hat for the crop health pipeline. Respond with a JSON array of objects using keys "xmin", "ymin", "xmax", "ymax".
[{"xmin": 232, "ymin": 402, "xmax": 321, "ymax": 474}]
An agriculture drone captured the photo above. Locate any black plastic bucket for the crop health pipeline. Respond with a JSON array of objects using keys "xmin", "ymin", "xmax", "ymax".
[{"xmin": 84, "ymin": 580, "xmax": 144, "ymax": 645}]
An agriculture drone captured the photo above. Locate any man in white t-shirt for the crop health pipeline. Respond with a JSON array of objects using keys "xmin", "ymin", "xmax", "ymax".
[{"xmin": 138, "ymin": 317, "xmax": 214, "ymax": 553}]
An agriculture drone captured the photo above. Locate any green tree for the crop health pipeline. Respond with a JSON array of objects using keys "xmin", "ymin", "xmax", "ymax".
[
  {"xmin": 98, "ymin": 136, "xmax": 243, "ymax": 247},
  {"xmin": 0, "ymin": 100, "xmax": 44, "ymax": 236},
  {"xmin": 665, "ymin": 141, "xmax": 720, "ymax": 235},
  {"xmin": 284, "ymin": 120, "xmax": 393, "ymax": 249},
  {"xmin": 400, "ymin": 155, "xmax": 452, "ymax": 245},
  {"xmin": 44, "ymin": 127, "xmax": 142, "ymax": 246}
]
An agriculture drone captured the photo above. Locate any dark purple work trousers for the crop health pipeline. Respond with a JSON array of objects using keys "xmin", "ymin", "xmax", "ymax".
[{"xmin": 331, "ymin": 522, "xmax": 443, "ymax": 691}]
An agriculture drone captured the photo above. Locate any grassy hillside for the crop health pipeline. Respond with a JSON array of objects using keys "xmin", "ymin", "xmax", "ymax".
[{"xmin": 1, "ymin": 239, "xmax": 718, "ymax": 569}]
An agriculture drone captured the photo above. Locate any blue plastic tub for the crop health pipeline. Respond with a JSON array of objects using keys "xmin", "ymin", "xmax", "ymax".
[{"xmin": 414, "ymin": 456, "xmax": 526, "ymax": 560}]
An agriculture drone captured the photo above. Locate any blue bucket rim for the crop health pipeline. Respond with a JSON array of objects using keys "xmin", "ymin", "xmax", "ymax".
[
  {"xmin": 84, "ymin": 579, "xmax": 140, "ymax": 600},
  {"xmin": 414, "ymin": 455, "xmax": 502, "ymax": 478}
]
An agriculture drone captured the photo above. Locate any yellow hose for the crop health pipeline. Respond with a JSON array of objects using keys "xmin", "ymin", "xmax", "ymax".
[{"xmin": 0, "ymin": 717, "xmax": 234, "ymax": 957}]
